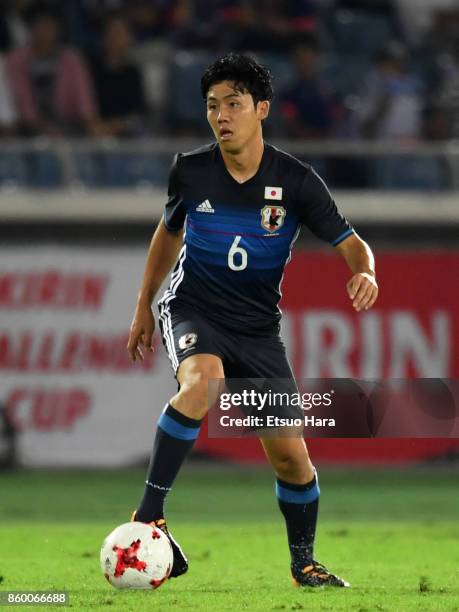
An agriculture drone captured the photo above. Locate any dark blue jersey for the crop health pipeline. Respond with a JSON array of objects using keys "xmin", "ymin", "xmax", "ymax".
[{"xmin": 158, "ymin": 142, "xmax": 353, "ymax": 333}]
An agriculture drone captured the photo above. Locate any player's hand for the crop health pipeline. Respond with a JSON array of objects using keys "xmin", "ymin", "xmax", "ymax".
[
  {"xmin": 346, "ymin": 273, "xmax": 378, "ymax": 312},
  {"xmin": 127, "ymin": 304, "xmax": 155, "ymax": 362}
]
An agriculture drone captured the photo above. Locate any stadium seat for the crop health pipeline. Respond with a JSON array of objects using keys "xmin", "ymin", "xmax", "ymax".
[
  {"xmin": 101, "ymin": 152, "xmax": 169, "ymax": 187},
  {"xmin": 167, "ymin": 51, "xmax": 214, "ymax": 132},
  {"xmin": 73, "ymin": 152, "xmax": 104, "ymax": 187},
  {"xmin": 328, "ymin": 10, "xmax": 396, "ymax": 58},
  {"xmin": 374, "ymin": 156, "xmax": 450, "ymax": 190},
  {"xmin": 0, "ymin": 153, "xmax": 27, "ymax": 186},
  {"xmin": 322, "ymin": 55, "xmax": 371, "ymax": 98},
  {"xmin": 257, "ymin": 53, "xmax": 295, "ymax": 92},
  {"xmin": 25, "ymin": 151, "xmax": 63, "ymax": 188}
]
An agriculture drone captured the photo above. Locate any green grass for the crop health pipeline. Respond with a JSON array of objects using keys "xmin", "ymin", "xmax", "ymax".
[{"xmin": 0, "ymin": 465, "xmax": 458, "ymax": 611}]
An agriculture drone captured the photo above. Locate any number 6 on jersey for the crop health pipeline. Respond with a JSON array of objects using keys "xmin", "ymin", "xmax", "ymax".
[{"xmin": 228, "ymin": 235, "xmax": 248, "ymax": 271}]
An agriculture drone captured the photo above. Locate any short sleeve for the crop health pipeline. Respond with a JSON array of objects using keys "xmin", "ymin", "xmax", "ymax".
[
  {"xmin": 163, "ymin": 154, "xmax": 186, "ymax": 231},
  {"xmin": 298, "ymin": 168, "xmax": 354, "ymax": 246}
]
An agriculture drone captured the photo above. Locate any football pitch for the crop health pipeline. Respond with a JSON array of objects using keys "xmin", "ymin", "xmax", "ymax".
[{"xmin": 0, "ymin": 464, "xmax": 458, "ymax": 611}]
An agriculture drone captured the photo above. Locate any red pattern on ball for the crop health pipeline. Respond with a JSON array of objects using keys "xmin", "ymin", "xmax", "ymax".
[{"xmin": 113, "ymin": 539, "xmax": 147, "ymax": 577}]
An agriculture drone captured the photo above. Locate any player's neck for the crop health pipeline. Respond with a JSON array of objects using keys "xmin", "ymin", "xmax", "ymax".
[{"xmin": 219, "ymin": 135, "xmax": 264, "ymax": 184}]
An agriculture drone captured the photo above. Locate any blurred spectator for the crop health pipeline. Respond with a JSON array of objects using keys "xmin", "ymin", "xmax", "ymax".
[
  {"xmin": 0, "ymin": 0, "xmax": 32, "ymax": 52},
  {"xmin": 90, "ymin": 14, "xmax": 147, "ymax": 137},
  {"xmin": 283, "ymin": 0, "xmax": 319, "ymax": 33},
  {"xmin": 333, "ymin": 0, "xmax": 399, "ymax": 19},
  {"xmin": 173, "ymin": 1, "xmax": 251, "ymax": 51},
  {"xmin": 60, "ymin": 1, "xmax": 140, "ymax": 55},
  {"xmin": 353, "ymin": 42, "xmax": 423, "ymax": 140},
  {"xmin": 217, "ymin": 1, "xmax": 287, "ymax": 53},
  {"xmin": 0, "ymin": 0, "xmax": 454, "ymax": 144},
  {"xmin": 125, "ymin": 1, "xmax": 174, "ymax": 44},
  {"xmin": 5, "ymin": 4, "xmax": 100, "ymax": 137},
  {"xmin": 395, "ymin": 0, "xmax": 459, "ymax": 48},
  {"xmin": 425, "ymin": 47, "xmax": 459, "ymax": 140},
  {"xmin": 0, "ymin": 55, "xmax": 17, "ymax": 134},
  {"xmin": 238, "ymin": 1, "xmax": 320, "ymax": 52},
  {"xmin": 279, "ymin": 38, "xmax": 341, "ymax": 138},
  {"xmin": 174, "ymin": 0, "xmax": 317, "ymax": 53},
  {"xmin": 61, "ymin": 0, "xmax": 176, "ymax": 53},
  {"xmin": 421, "ymin": 5, "xmax": 459, "ymax": 57}
]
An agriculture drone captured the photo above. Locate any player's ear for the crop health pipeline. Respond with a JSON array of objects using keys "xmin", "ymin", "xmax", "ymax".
[{"xmin": 257, "ymin": 100, "xmax": 270, "ymax": 121}]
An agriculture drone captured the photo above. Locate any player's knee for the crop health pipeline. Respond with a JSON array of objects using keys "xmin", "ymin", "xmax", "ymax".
[
  {"xmin": 273, "ymin": 454, "xmax": 297, "ymax": 477},
  {"xmin": 274, "ymin": 454, "xmax": 315, "ymax": 483},
  {"xmin": 185, "ymin": 362, "xmax": 223, "ymax": 393}
]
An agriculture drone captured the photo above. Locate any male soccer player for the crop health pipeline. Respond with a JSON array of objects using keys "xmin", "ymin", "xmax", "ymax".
[{"xmin": 127, "ymin": 54, "xmax": 378, "ymax": 587}]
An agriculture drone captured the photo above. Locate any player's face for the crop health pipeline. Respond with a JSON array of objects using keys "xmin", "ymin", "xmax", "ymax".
[{"xmin": 206, "ymin": 81, "xmax": 269, "ymax": 154}]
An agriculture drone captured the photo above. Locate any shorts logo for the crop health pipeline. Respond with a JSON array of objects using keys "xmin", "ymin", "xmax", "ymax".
[
  {"xmin": 178, "ymin": 332, "xmax": 198, "ymax": 350},
  {"xmin": 261, "ymin": 205, "xmax": 286, "ymax": 232}
]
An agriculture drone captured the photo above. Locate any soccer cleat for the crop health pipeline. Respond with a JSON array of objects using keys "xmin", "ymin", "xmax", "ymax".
[
  {"xmin": 291, "ymin": 560, "xmax": 350, "ymax": 588},
  {"xmin": 131, "ymin": 511, "xmax": 188, "ymax": 578}
]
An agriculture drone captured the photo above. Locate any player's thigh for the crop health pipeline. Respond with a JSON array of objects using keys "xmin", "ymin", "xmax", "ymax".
[
  {"xmin": 158, "ymin": 301, "xmax": 224, "ymax": 375},
  {"xmin": 260, "ymin": 436, "xmax": 314, "ymax": 483}
]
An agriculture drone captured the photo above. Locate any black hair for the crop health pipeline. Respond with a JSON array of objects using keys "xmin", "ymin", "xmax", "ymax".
[{"xmin": 201, "ymin": 53, "xmax": 274, "ymax": 105}]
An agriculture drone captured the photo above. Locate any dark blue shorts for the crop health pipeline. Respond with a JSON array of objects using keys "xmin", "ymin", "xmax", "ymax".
[{"xmin": 158, "ymin": 299, "xmax": 294, "ymax": 379}]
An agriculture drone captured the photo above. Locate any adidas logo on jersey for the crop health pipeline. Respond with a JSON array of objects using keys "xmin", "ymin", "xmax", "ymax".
[{"xmin": 196, "ymin": 200, "xmax": 215, "ymax": 213}]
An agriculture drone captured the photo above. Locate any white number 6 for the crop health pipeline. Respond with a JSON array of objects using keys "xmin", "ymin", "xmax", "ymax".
[{"xmin": 228, "ymin": 235, "xmax": 248, "ymax": 271}]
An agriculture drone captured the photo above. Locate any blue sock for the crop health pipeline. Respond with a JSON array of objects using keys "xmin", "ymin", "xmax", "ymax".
[
  {"xmin": 136, "ymin": 404, "xmax": 202, "ymax": 522},
  {"xmin": 276, "ymin": 473, "xmax": 320, "ymax": 569}
]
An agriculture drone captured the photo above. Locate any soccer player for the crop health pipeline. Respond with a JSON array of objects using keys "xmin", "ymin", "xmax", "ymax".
[{"xmin": 127, "ymin": 54, "xmax": 378, "ymax": 587}]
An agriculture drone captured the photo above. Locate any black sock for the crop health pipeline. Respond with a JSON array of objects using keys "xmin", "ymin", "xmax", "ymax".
[
  {"xmin": 136, "ymin": 404, "xmax": 202, "ymax": 522},
  {"xmin": 276, "ymin": 473, "xmax": 320, "ymax": 570}
]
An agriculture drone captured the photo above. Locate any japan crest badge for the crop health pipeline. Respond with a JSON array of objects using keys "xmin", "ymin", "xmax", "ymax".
[{"xmin": 261, "ymin": 205, "xmax": 286, "ymax": 233}]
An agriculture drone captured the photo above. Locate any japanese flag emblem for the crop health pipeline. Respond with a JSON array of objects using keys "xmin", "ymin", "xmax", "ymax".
[
  {"xmin": 261, "ymin": 205, "xmax": 286, "ymax": 232},
  {"xmin": 264, "ymin": 186, "xmax": 283, "ymax": 200}
]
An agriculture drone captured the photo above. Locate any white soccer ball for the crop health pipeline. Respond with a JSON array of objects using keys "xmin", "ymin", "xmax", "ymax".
[{"xmin": 100, "ymin": 522, "xmax": 173, "ymax": 589}]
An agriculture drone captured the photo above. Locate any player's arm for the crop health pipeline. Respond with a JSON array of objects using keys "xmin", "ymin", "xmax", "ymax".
[
  {"xmin": 335, "ymin": 233, "xmax": 378, "ymax": 312},
  {"xmin": 127, "ymin": 219, "xmax": 183, "ymax": 361},
  {"xmin": 298, "ymin": 167, "xmax": 378, "ymax": 312}
]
